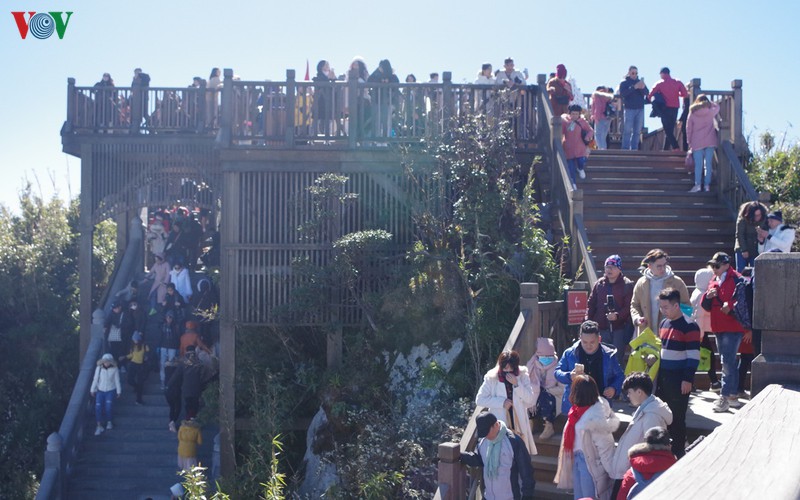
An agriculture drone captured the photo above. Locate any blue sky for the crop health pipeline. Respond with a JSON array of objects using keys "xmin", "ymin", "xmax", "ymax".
[{"xmin": 1, "ymin": 0, "xmax": 797, "ymax": 209}]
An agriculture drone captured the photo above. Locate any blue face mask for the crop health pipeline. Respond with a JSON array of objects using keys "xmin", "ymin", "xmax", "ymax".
[{"xmin": 539, "ymin": 356, "xmax": 555, "ymax": 366}]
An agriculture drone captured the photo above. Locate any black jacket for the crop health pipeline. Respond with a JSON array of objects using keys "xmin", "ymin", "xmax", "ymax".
[{"xmin": 619, "ymin": 77, "xmax": 649, "ymax": 110}]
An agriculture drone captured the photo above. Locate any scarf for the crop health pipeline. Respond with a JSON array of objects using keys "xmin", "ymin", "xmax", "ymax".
[
  {"xmin": 484, "ymin": 420, "xmax": 508, "ymax": 479},
  {"xmin": 562, "ymin": 404, "xmax": 591, "ymax": 455}
]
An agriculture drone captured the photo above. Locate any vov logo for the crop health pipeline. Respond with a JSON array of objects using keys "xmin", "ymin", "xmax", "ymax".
[{"xmin": 11, "ymin": 11, "xmax": 73, "ymax": 40}]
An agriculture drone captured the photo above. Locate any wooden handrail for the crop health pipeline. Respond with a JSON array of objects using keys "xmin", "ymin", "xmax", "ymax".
[{"xmin": 716, "ymin": 139, "xmax": 758, "ymax": 214}]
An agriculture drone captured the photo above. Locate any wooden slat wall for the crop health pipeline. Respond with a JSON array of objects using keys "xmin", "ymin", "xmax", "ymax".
[
  {"xmin": 230, "ymin": 168, "xmax": 436, "ymax": 325},
  {"xmin": 88, "ymin": 141, "xmax": 219, "ymax": 223}
]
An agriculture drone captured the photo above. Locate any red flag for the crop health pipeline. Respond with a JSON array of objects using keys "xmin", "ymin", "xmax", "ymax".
[{"xmin": 305, "ymin": 59, "xmax": 310, "ymax": 81}]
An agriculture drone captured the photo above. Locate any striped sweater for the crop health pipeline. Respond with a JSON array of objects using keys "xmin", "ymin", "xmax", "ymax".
[{"xmin": 659, "ymin": 315, "xmax": 701, "ymax": 382}]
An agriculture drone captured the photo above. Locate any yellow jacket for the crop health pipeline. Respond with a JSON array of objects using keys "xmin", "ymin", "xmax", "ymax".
[{"xmin": 177, "ymin": 420, "xmax": 202, "ymax": 458}]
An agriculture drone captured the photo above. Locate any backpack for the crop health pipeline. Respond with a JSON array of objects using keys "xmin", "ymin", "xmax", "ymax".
[
  {"xmin": 731, "ymin": 277, "xmax": 752, "ymax": 329},
  {"xmin": 604, "ymin": 100, "xmax": 617, "ymax": 118}
]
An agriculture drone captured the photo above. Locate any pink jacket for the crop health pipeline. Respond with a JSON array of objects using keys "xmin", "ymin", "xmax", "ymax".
[
  {"xmin": 561, "ymin": 115, "xmax": 593, "ymax": 160},
  {"xmin": 649, "ymin": 77, "xmax": 687, "ymax": 108},
  {"xmin": 590, "ymin": 92, "xmax": 612, "ymax": 122},
  {"xmin": 686, "ymin": 102, "xmax": 720, "ymax": 151}
]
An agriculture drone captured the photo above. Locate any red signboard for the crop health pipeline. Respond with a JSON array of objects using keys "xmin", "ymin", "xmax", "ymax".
[{"xmin": 566, "ymin": 290, "xmax": 588, "ymax": 326}]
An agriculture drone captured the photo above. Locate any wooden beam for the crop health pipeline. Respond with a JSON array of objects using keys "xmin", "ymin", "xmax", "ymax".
[{"xmin": 79, "ymin": 143, "xmax": 94, "ymax": 363}]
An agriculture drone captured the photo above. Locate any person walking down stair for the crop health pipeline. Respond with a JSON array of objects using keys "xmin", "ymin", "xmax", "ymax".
[
  {"xmin": 561, "ymin": 104, "xmax": 593, "ymax": 188},
  {"xmin": 90, "ymin": 353, "xmax": 122, "ymax": 436},
  {"xmin": 648, "ymin": 67, "xmax": 687, "ymax": 151},
  {"xmin": 177, "ymin": 418, "xmax": 203, "ymax": 472},
  {"xmin": 630, "ymin": 249, "xmax": 690, "ymax": 337},
  {"xmin": 121, "ymin": 331, "xmax": 149, "ymax": 405}
]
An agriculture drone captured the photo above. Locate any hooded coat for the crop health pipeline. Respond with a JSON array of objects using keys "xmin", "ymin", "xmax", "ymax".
[
  {"xmin": 686, "ymin": 101, "xmax": 720, "ymax": 151},
  {"xmin": 609, "ymin": 394, "xmax": 673, "ymax": 479},
  {"xmin": 630, "ymin": 267, "xmax": 690, "ymax": 336},
  {"xmin": 476, "ymin": 365, "xmax": 537, "ymax": 455},
  {"xmin": 616, "ymin": 441, "xmax": 677, "ymax": 500},
  {"xmin": 91, "ymin": 357, "xmax": 122, "ymax": 395},
  {"xmin": 177, "ymin": 419, "xmax": 203, "ymax": 458},
  {"xmin": 555, "ymin": 397, "xmax": 620, "ymax": 500}
]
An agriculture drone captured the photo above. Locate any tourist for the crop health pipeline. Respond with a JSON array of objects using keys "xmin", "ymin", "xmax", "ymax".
[
  {"xmin": 546, "ymin": 64, "xmax": 573, "ymax": 116},
  {"xmin": 701, "ymin": 252, "xmax": 746, "ymax": 413},
  {"xmin": 476, "ymin": 350, "xmax": 537, "ymax": 455},
  {"xmin": 159, "ymin": 309, "xmax": 181, "ymax": 391},
  {"xmin": 179, "ymin": 321, "xmax": 210, "ymax": 356},
  {"xmin": 312, "ymin": 60, "xmax": 335, "ymax": 136},
  {"xmin": 757, "ymin": 210, "xmax": 796, "ymax": 253},
  {"xmin": 177, "ymin": 417, "xmax": 203, "ymax": 472},
  {"xmin": 648, "ymin": 68, "xmax": 687, "ymax": 151},
  {"xmin": 616, "ymin": 426, "xmax": 677, "ymax": 499},
  {"xmin": 176, "ymin": 345, "xmax": 208, "ymax": 420},
  {"xmin": 686, "ymin": 94, "xmax": 721, "ymax": 192},
  {"xmin": 630, "ymin": 249, "xmax": 690, "ymax": 337},
  {"xmin": 206, "ymin": 67, "xmax": 222, "ymax": 128},
  {"xmin": 93, "ymin": 73, "xmax": 116, "ymax": 130},
  {"xmin": 475, "ymin": 63, "xmax": 495, "ymax": 84},
  {"xmin": 131, "ymin": 68, "xmax": 151, "ymax": 128},
  {"xmin": 610, "ymin": 373, "xmax": 672, "ymax": 496},
  {"xmin": 496, "ymin": 58, "xmax": 527, "ymax": 90},
  {"xmin": 344, "ymin": 57, "xmax": 371, "ymax": 139},
  {"xmin": 619, "ymin": 66, "xmax": 649, "ymax": 150},
  {"xmin": 737, "ymin": 267, "xmax": 756, "ymax": 397},
  {"xmin": 121, "ymin": 331, "xmax": 149, "ymax": 405},
  {"xmin": 561, "ymin": 104, "xmax": 593, "ymax": 187},
  {"xmin": 526, "ymin": 337, "xmax": 565, "ymax": 441},
  {"xmin": 591, "ymin": 86, "xmax": 615, "ymax": 150},
  {"xmin": 146, "ymin": 253, "xmax": 170, "ymax": 315},
  {"xmin": 459, "ymin": 411, "xmax": 536, "ymax": 500},
  {"xmin": 655, "ymin": 287, "xmax": 701, "ymax": 457},
  {"xmin": 104, "ymin": 301, "xmax": 127, "ymax": 363},
  {"xmin": 367, "ymin": 59, "xmax": 400, "ymax": 138},
  {"xmin": 554, "ymin": 374, "xmax": 620, "ymax": 500},
  {"xmin": 90, "ymin": 353, "xmax": 122, "ymax": 436},
  {"xmin": 554, "ymin": 320, "xmax": 624, "ymax": 414},
  {"xmin": 170, "ymin": 261, "xmax": 192, "ymax": 303},
  {"xmin": 586, "ymin": 255, "xmax": 635, "ymax": 367},
  {"xmin": 734, "ymin": 201, "xmax": 768, "ymax": 271},
  {"xmin": 691, "ymin": 268, "xmax": 721, "ymax": 392}
]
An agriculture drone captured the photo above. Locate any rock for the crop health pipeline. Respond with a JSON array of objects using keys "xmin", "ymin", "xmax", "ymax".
[{"xmin": 297, "ymin": 407, "xmax": 338, "ymax": 498}]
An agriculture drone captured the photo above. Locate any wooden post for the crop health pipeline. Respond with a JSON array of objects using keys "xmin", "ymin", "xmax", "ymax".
[
  {"xmin": 285, "ymin": 69, "xmax": 296, "ymax": 147},
  {"xmin": 219, "ymin": 170, "xmax": 239, "ymax": 476},
  {"xmin": 570, "ymin": 189, "xmax": 583, "ymax": 276},
  {"xmin": 519, "ymin": 283, "xmax": 539, "ymax": 361},
  {"xmin": 197, "ymin": 78, "xmax": 207, "ymax": 133},
  {"xmin": 347, "ymin": 74, "xmax": 358, "ymax": 148},
  {"xmin": 688, "ymin": 78, "xmax": 701, "ymax": 105},
  {"xmin": 751, "ymin": 253, "xmax": 800, "ymax": 396},
  {"xmin": 442, "ymin": 71, "xmax": 453, "ymax": 134},
  {"xmin": 219, "ymin": 69, "xmax": 234, "ymax": 147},
  {"xmin": 731, "ymin": 80, "xmax": 744, "ymax": 153},
  {"xmin": 436, "ymin": 442, "xmax": 465, "ymax": 500},
  {"xmin": 45, "ymin": 432, "xmax": 63, "ymax": 498},
  {"xmin": 66, "ymin": 78, "xmax": 76, "ymax": 133},
  {"xmin": 550, "ymin": 115, "xmax": 563, "ymax": 208},
  {"xmin": 79, "ymin": 143, "xmax": 94, "ymax": 363}
]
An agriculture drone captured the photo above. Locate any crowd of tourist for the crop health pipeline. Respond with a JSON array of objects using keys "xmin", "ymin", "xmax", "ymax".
[
  {"xmin": 92, "ymin": 204, "xmax": 220, "ymax": 482},
  {"xmin": 465, "ymin": 203, "xmax": 795, "ymax": 498}
]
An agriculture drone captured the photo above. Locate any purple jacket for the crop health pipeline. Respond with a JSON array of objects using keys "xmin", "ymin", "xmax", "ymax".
[{"xmin": 686, "ymin": 102, "xmax": 720, "ymax": 151}]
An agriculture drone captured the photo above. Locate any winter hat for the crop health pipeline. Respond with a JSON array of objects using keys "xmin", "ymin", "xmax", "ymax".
[
  {"xmin": 132, "ymin": 331, "xmax": 143, "ymax": 344},
  {"xmin": 604, "ymin": 254, "xmax": 623, "ymax": 270},
  {"xmin": 101, "ymin": 353, "xmax": 114, "ymax": 363},
  {"xmin": 767, "ymin": 210, "xmax": 783, "ymax": 223},
  {"xmin": 694, "ymin": 268, "xmax": 714, "ymax": 292},
  {"xmin": 170, "ymin": 482, "xmax": 185, "ymax": 497},
  {"xmin": 556, "ymin": 64, "xmax": 567, "ymax": 79},
  {"xmin": 476, "ymin": 411, "xmax": 498, "ymax": 438},
  {"xmin": 536, "ymin": 337, "xmax": 556, "ymax": 356}
]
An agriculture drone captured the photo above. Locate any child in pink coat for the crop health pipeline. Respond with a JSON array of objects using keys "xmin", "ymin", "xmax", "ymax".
[
  {"xmin": 527, "ymin": 337, "xmax": 566, "ymax": 440},
  {"xmin": 686, "ymin": 94, "xmax": 720, "ymax": 192},
  {"xmin": 561, "ymin": 104, "xmax": 594, "ymax": 188}
]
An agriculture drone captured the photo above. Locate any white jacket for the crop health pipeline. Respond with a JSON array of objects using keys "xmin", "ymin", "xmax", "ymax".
[
  {"xmin": 170, "ymin": 268, "xmax": 192, "ymax": 301},
  {"xmin": 91, "ymin": 361, "xmax": 121, "ymax": 395},
  {"xmin": 758, "ymin": 224, "xmax": 796, "ymax": 254},
  {"xmin": 476, "ymin": 366, "xmax": 537, "ymax": 455},
  {"xmin": 609, "ymin": 394, "xmax": 673, "ymax": 479},
  {"xmin": 555, "ymin": 398, "xmax": 620, "ymax": 500}
]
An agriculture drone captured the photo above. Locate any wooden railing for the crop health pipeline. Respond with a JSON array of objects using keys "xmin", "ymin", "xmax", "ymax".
[
  {"xmin": 36, "ymin": 219, "xmax": 145, "ymax": 500},
  {"xmin": 537, "ymin": 75, "xmax": 598, "ymax": 287},
  {"xmin": 63, "ymin": 69, "xmax": 541, "ymax": 150},
  {"xmin": 717, "ymin": 139, "xmax": 759, "ymax": 212},
  {"xmin": 435, "ymin": 283, "xmax": 569, "ymax": 500}
]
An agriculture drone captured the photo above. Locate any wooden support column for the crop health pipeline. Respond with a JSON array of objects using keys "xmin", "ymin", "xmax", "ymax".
[
  {"xmin": 79, "ymin": 143, "xmax": 94, "ymax": 363},
  {"xmin": 65, "ymin": 78, "xmax": 75, "ymax": 133},
  {"xmin": 688, "ymin": 78, "xmax": 701, "ymax": 105},
  {"xmin": 219, "ymin": 69, "xmax": 234, "ymax": 147},
  {"xmin": 442, "ymin": 71, "xmax": 453, "ymax": 132},
  {"xmin": 435, "ymin": 442, "xmax": 465, "ymax": 500},
  {"xmin": 285, "ymin": 69, "xmax": 296, "ymax": 147},
  {"xmin": 219, "ymin": 170, "xmax": 239, "ymax": 476},
  {"xmin": 519, "ymin": 283, "xmax": 539, "ymax": 362},
  {"xmin": 731, "ymin": 79, "xmax": 744, "ymax": 154},
  {"xmin": 751, "ymin": 253, "xmax": 800, "ymax": 397}
]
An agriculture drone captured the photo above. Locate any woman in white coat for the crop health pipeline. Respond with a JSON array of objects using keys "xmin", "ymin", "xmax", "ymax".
[
  {"xmin": 476, "ymin": 350, "xmax": 537, "ymax": 455},
  {"xmin": 555, "ymin": 374, "xmax": 620, "ymax": 500}
]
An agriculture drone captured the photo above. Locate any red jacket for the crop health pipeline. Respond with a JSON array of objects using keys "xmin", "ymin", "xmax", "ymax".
[
  {"xmin": 703, "ymin": 268, "xmax": 745, "ymax": 333},
  {"xmin": 649, "ymin": 76, "xmax": 687, "ymax": 108},
  {"xmin": 617, "ymin": 444, "xmax": 676, "ymax": 500},
  {"xmin": 561, "ymin": 115, "xmax": 593, "ymax": 160}
]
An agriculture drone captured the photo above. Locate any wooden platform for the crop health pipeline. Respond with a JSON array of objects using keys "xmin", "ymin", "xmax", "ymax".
[{"xmin": 635, "ymin": 384, "xmax": 800, "ymax": 499}]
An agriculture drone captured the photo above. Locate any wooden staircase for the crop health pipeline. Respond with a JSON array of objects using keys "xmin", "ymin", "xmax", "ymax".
[{"xmin": 580, "ymin": 150, "xmax": 735, "ymax": 287}]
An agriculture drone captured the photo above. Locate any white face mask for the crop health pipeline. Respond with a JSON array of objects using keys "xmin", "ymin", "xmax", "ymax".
[{"xmin": 539, "ymin": 356, "xmax": 555, "ymax": 366}]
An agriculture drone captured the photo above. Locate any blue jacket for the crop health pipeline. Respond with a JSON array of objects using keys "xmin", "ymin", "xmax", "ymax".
[
  {"xmin": 619, "ymin": 77, "xmax": 649, "ymax": 110},
  {"xmin": 554, "ymin": 340, "xmax": 625, "ymax": 414}
]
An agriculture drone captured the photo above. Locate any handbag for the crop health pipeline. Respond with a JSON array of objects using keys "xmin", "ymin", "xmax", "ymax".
[{"xmin": 685, "ymin": 150, "xmax": 694, "ymax": 170}]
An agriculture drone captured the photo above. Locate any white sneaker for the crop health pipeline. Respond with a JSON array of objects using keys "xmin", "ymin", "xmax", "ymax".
[
  {"xmin": 727, "ymin": 397, "xmax": 743, "ymax": 409},
  {"xmin": 538, "ymin": 421, "xmax": 555, "ymax": 440},
  {"xmin": 106, "ymin": 421, "xmax": 113, "ymax": 430},
  {"xmin": 578, "ymin": 169, "xmax": 586, "ymax": 180},
  {"xmin": 712, "ymin": 396, "xmax": 729, "ymax": 413},
  {"xmin": 704, "ymin": 185, "xmax": 711, "ymax": 192},
  {"xmin": 95, "ymin": 425, "xmax": 104, "ymax": 436},
  {"xmin": 688, "ymin": 184, "xmax": 701, "ymax": 193}
]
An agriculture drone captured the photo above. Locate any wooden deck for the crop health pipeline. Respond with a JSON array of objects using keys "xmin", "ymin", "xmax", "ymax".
[{"xmin": 636, "ymin": 384, "xmax": 800, "ymax": 499}]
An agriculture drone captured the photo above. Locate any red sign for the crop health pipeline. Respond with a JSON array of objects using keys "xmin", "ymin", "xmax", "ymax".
[{"xmin": 566, "ymin": 290, "xmax": 588, "ymax": 326}]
